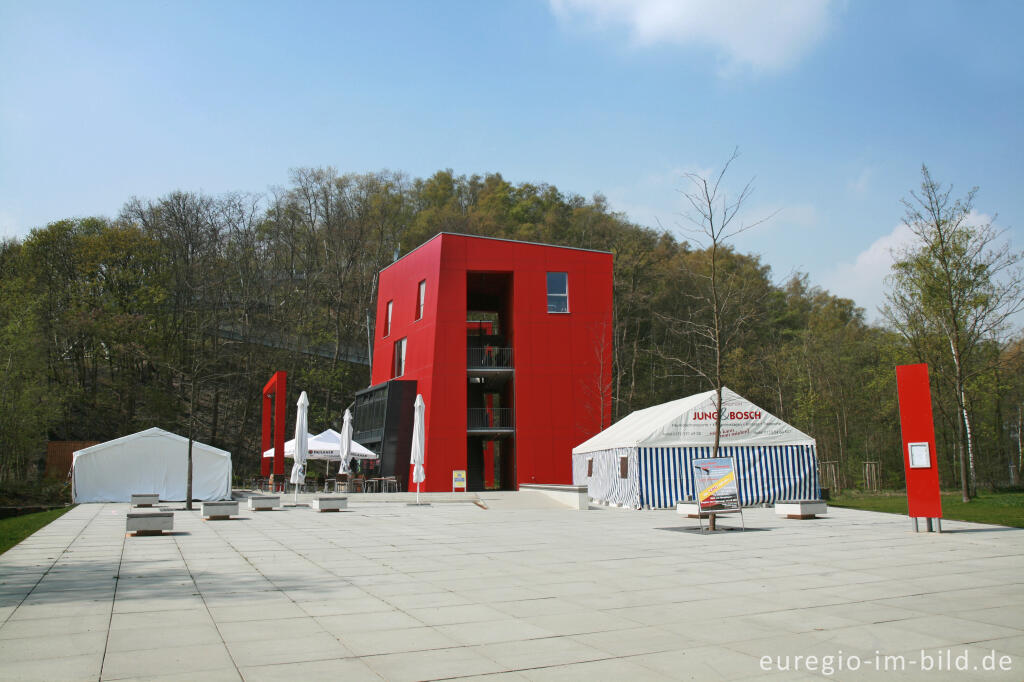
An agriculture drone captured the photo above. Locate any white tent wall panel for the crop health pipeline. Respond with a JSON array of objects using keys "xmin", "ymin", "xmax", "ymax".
[{"xmin": 572, "ymin": 448, "xmax": 640, "ymax": 509}]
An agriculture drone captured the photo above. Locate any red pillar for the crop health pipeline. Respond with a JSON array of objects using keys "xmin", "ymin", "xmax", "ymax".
[
  {"xmin": 260, "ymin": 372, "xmax": 287, "ymax": 477},
  {"xmin": 895, "ymin": 364, "xmax": 942, "ymax": 520}
]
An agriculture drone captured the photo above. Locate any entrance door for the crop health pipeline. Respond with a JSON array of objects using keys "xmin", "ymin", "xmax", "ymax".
[{"xmin": 467, "ymin": 437, "xmax": 515, "ymax": 491}]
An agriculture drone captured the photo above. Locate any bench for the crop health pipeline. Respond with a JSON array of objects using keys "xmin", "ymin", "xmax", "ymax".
[
  {"xmin": 126, "ymin": 512, "xmax": 173, "ymax": 536},
  {"xmin": 131, "ymin": 494, "xmax": 159, "ymax": 508},
  {"xmin": 519, "ymin": 484, "xmax": 590, "ymax": 510},
  {"xmin": 676, "ymin": 502, "xmax": 702, "ymax": 518},
  {"xmin": 248, "ymin": 495, "xmax": 279, "ymax": 511},
  {"xmin": 312, "ymin": 496, "xmax": 348, "ymax": 512},
  {"xmin": 775, "ymin": 501, "xmax": 827, "ymax": 519},
  {"xmin": 202, "ymin": 501, "xmax": 239, "ymax": 520}
]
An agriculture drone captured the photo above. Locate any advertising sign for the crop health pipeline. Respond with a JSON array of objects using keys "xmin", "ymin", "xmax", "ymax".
[
  {"xmin": 452, "ymin": 469, "xmax": 467, "ymax": 491},
  {"xmin": 692, "ymin": 457, "xmax": 740, "ymax": 512}
]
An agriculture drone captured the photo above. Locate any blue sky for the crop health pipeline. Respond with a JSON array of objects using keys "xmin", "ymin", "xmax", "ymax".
[{"xmin": 2, "ymin": 0, "xmax": 1022, "ymax": 322}]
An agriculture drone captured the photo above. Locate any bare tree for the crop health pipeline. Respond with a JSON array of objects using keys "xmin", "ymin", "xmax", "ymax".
[
  {"xmin": 654, "ymin": 149, "xmax": 775, "ymax": 529},
  {"xmin": 659, "ymin": 149, "xmax": 775, "ymax": 456}
]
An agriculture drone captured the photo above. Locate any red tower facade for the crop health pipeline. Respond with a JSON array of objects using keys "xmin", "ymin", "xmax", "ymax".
[{"xmin": 369, "ymin": 233, "xmax": 613, "ymax": 491}]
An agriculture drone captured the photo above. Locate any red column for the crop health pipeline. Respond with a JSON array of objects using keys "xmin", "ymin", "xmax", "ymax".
[
  {"xmin": 895, "ymin": 364, "xmax": 942, "ymax": 520},
  {"xmin": 260, "ymin": 372, "xmax": 287, "ymax": 477}
]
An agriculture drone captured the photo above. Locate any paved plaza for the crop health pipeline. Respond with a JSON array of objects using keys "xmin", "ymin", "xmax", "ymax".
[{"xmin": 0, "ymin": 493, "xmax": 1021, "ymax": 681}]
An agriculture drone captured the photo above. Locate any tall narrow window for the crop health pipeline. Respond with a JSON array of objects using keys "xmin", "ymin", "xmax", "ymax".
[
  {"xmin": 383, "ymin": 301, "xmax": 393, "ymax": 337},
  {"xmin": 416, "ymin": 280, "xmax": 426, "ymax": 320},
  {"xmin": 393, "ymin": 338, "xmax": 406, "ymax": 377},
  {"xmin": 546, "ymin": 272, "xmax": 569, "ymax": 313}
]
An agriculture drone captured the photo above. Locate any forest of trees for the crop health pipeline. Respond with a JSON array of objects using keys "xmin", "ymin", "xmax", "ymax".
[{"xmin": 1, "ymin": 166, "xmax": 1021, "ymax": 494}]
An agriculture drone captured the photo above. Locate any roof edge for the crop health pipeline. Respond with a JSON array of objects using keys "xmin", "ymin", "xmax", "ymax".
[{"xmin": 379, "ymin": 232, "xmax": 613, "ymax": 275}]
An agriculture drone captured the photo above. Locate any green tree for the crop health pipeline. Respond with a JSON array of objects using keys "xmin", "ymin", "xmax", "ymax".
[{"xmin": 884, "ymin": 166, "xmax": 1024, "ymax": 501}]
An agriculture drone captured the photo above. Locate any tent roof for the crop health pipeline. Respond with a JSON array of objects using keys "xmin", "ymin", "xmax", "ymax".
[
  {"xmin": 262, "ymin": 429, "xmax": 376, "ymax": 459},
  {"xmin": 309, "ymin": 429, "xmax": 377, "ymax": 458},
  {"xmin": 572, "ymin": 387, "xmax": 815, "ymax": 454},
  {"xmin": 73, "ymin": 427, "xmax": 230, "ymax": 464}
]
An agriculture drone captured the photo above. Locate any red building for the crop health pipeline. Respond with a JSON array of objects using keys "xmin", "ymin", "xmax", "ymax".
[{"xmin": 365, "ymin": 233, "xmax": 613, "ymax": 492}]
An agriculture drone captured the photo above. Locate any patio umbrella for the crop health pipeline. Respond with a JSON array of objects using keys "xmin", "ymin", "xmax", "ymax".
[
  {"xmin": 411, "ymin": 394, "xmax": 426, "ymax": 504},
  {"xmin": 290, "ymin": 391, "xmax": 309, "ymax": 504},
  {"xmin": 339, "ymin": 409, "xmax": 353, "ymax": 476}
]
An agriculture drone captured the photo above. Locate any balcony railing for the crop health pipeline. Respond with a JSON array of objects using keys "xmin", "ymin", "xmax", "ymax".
[
  {"xmin": 467, "ymin": 347, "xmax": 513, "ymax": 369},
  {"xmin": 467, "ymin": 408, "xmax": 515, "ymax": 430}
]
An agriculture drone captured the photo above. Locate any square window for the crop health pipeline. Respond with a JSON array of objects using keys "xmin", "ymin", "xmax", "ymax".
[
  {"xmin": 393, "ymin": 338, "xmax": 406, "ymax": 377},
  {"xmin": 383, "ymin": 301, "xmax": 393, "ymax": 337},
  {"xmin": 416, "ymin": 280, "xmax": 426, "ymax": 320},
  {"xmin": 619, "ymin": 456, "xmax": 628, "ymax": 479},
  {"xmin": 546, "ymin": 272, "xmax": 569, "ymax": 313}
]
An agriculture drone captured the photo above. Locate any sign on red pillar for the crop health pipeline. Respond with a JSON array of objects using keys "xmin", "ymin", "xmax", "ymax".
[{"xmin": 895, "ymin": 364, "xmax": 942, "ymax": 519}]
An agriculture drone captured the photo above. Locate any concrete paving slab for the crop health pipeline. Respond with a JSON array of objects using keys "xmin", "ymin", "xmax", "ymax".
[
  {"xmin": 519, "ymin": 657, "xmax": 673, "ymax": 681},
  {"xmin": 335, "ymin": 625, "xmax": 459, "ymax": 657},
  {"xmin": 477, "ymin": 635, "xmax": 609, "ymax": 668},
  {"xmin": 105, "ymin": 622, "xmax": 223, "ymax": 653},
  {"xmin": 0, "ymin": 652, "xmax": 104, "ymax": 681},
  {"xmin": 362, "ymin": 645, "xmax": 507, "ymax": 681},
  {"xmin": 225, "ymin": 632, "xmax": 352, "ymax": 667},
  {"xmin": 100, "ymin": 642, "xmax": 236, "ymax": 680},
  {"xmin": 239, "ymin": 656, "xmax": 382, "ymax": 682},
  {"xmin": 436, "ymin": 618, "xmax": 555, "ymax": 646},
  {"xmin": 106, "ymin": 668, "xmax": 242, "ymax": 682}
]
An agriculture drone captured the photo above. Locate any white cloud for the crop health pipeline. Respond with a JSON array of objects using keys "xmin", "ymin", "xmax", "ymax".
[
  {"xmin": 0, "ymin": 210, "xmax": 22, "ymax": 241},
  {"xmin": 549, "ymin": 0, "xmax": 835, "ymax": 73},
  {"xmin": 823, "ymin": 211, "xmax": 994, "ymax": 320},
  {"xmin": 823, "ymin": 223, "xmax": 915, "ymax": 320},
  {"xmin": 847, "ymin": 167, "xmax": 872, "ymax": 195}
]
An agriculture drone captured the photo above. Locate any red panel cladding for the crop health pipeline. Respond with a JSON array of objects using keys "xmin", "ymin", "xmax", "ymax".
[
  {"xmin": 895, "ymin": 364, "xmax": 943, "ymax": 518},
  {"xmin": 371, "ymin": 233, "xmax": 613, "ymax": 491}
]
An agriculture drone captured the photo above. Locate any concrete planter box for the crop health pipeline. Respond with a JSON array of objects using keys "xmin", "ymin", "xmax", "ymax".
[
  {"xmin": 775, "ymin": 501, "xmax": 827, "ymax": 519},
  {"xmin": 131, "ymin": 494, "xmax": 159, "ymax": 507},
  {"xmin": 248, "ymin": 496, "xmax": 280, "ymax": 511},
  {"xmin": 312, "ymin": 496, "xmax": 348, "ymax": 512},
  {"xmin": 202, "ymin": 501, "xmax": 239, "ymax": 520},
  {"xmin": 519, "ymin": 484, "xmax": 589, "ymax": 510},
  {"xmin": 676, "ymin": 503, "xmax": 703, "ymax": 518},
  {"xmin": 126, "ymin": 512, "xmax": 173, "ymax": 535}
]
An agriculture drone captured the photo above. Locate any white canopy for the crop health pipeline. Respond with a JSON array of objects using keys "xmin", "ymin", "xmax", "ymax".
[
  {"xmin": 262, "ymin": 430, "xmax": 377, "ymax": 461},
  {"xmin": 72, "ymin": 427, "xmax": 232, "ymax": 503},
  {"xmin": 573, "ymin": 387, "xmax": 814, "ymax": 455}
]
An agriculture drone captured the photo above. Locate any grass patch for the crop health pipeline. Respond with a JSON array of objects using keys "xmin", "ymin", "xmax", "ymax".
[
  {"xmin": 0, "ymin": 506, "xmax": 74, "ymax": 555},
  {"xmin": 829, "ymin": 491, "xmax": 1024, "ymax": 528}
]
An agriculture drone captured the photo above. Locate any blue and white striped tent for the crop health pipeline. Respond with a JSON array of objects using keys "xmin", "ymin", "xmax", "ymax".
[{"xmin": 572, "ymin": 388, "xmax": 819, "ymax": 509}]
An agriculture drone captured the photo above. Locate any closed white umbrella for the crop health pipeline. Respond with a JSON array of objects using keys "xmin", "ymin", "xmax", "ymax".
[
  {"xmin": 411, "ymin": 394, "xmax": 426, "ymax": 504},
  {"xmin": 290, "ymin": 391, "xmax": 309, "ymax": 504},
  {"xmin": 339, "ymin": 409, "xmax": 353, "ymax": 476}
]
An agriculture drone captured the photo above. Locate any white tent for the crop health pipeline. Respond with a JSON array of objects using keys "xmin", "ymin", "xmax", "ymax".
[
  {"xmin": 262, "ymin": 430, "xmax": 377, "ymax": 461},
  {"xmin": 572, "ymin": 387, "xmax": 819, "ymax": 509},
  {"xmin": 308, "ymin": 429, "xmax": 378, "ymax": 460},
  {"xmin": 72, "ymin": 428, "xmax": 232, "ymax": 503}
]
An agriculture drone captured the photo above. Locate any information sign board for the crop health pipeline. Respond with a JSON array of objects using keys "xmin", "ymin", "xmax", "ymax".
[
  {"xmin": 452, "ymin": 469, "xmax": 467, "ymax": 491},
  {"xmin": 692, "ymin": 457, "xmax": 740, "ymax": 512}
]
